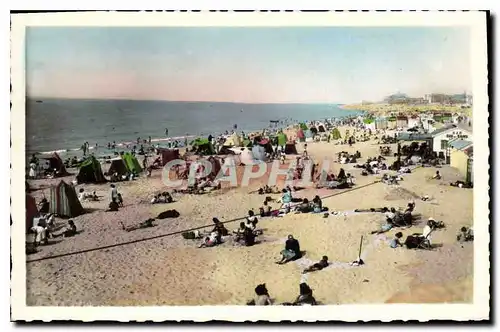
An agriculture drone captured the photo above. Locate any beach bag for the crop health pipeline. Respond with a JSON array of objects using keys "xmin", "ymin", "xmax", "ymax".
[
  {"xmin": 182, "ymin": 231, "xmax": 196, "ymax": 240},
  {"xmin": 404, "ymin": 235, "xmax": 420, "ymax": 249},
  {"xmin": 157, "ymin": 209, "xmax": 180, "ymax": 219}
]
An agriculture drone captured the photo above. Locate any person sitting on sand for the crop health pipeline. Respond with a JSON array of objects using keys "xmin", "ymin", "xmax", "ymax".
[
  {"xmin": 38, "ymin": 198, "xmax": 49, "ymax": 215},
  {"xmin": 107, "ymin": 200, "xmax": 119, "ymax": 212},
  {"xmin": 247, "ymin": 284, "xmax": 272, "ymax": 306},
  {"xmin": 312, "ymin": 195, "xmax": 323, "ymax": 213},
  {"xmin": 51, "ymin": 220, "xmax": 77, "ymax": 238},
  {"xmin": 117, "ymin": 193, "xmax": 124, "ymax": 207},
  {"xmin": 245, "ymin": 210, "xmax": 258, "ymax": 230},
  {"xmin": 432, "ymin": 170, "xmax": 442, "ymax": 180},
  {"xmin": 78, "ymin": 188, "xmax": 92, "ymax": 202},
  {"xmin": 259, "ymin": 200, "xmax": 273, "ymax": 217},
  {"xmin": 212, "ymin": 218, "xmax": 228, "ymax": 237},
  {"xmin": 276, "ymin": 235, "xmax": 302, "ymax": 264},
  {"xmin": 337, "ymin": 168, "xmax": 347, "ymax": 181},
  {"xmin": 390, "ymin": 232, "xmax": 404, "ymax": 248},
  {"xmin": 234, "ymin": 222, "xmax": 247, "ymax": 239},
  {"xmin": 120, "ymin": 218, "xmax": 155, "ymax": 232},
  {"xmin": 457, "ymin": 226, "xmax": 474, "ymax": 242},
  {"xmin": 295, "ymin": 198, "xmax": 311, "ymax": 213},
  {"xmin": 302, "ymin": 256, "xmax": 329, "ymax": 274},
  {"xmin": 293, "ymin": 283, "xmax": 317, "ymax": 306},
  {"xmin": 29, "ymin": 224, "xmax": 49, "ymax": 245}
]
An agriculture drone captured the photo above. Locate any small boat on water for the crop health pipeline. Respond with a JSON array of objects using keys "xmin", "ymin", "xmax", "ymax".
[{"xmin": 35, "ymin": 100, "xmax": 43, "ymax": 103}]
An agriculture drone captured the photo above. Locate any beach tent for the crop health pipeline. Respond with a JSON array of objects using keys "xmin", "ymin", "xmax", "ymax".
[
  {"xmin": 77, "ymin": 156, "xmax": 106, "ymax": 183},
  {"xmin": 191, "ymin": 138, "xmax": 216, "ymax": 155},
  {"xmin": 296, "ymin": 128, "xmax": 305, "ymax": 142},
  {"xmin": 39, "ymin": 152, "xmax": 69, "ymax": 176},
  {"xmin": 107, "ymin": 158, "xmax": 128, "ymax": 177},
  {"xmin": 277, "ymin": 132, "xmax": 287, "ymax": 147},
  {"xmin": 257, "ymin": 138, "xmax": 274, "ymax": 155},
  {"xmin": 330, "ymin": 128, "xmax": 342, "ymax": 140},
  {"xmin": 218, "ymin": 146, "xmax": 237, "ymax": 155},
  {"xmin": 284, "ymin": 143, "xmax": 298, "ymax": 155},
  {"xmin": 122, "ymin": 152, "xmax": 142, "ymax": 174},
  {"xmin": 239, "ymin": 148, "xmax": 260, "ymax": 165},
  {"xmin": 223, "ymin": 132, "xmax": 241, "ymax": 147},
  {"xmin": 241, "ymin": 139, "xmax": 253, "ymax": 148},
  {"xmin": 299, "ymin": 123, "xmax": 308, "ymax": 130},
  {"xmin": 252, "ymin": 144, "xmax": 267, "ymax": 161},
  {"xmin": 206, "ymin": 156, "xmax": 222, "ymax": 178},
  {"xmin": 158, "ymin": 148, "xmax": 180, "ymax": 166},
  {"xmin": 317, "ymin": 123, "xmax": 326, "ymax": 133},
  {"xmin": 49, "ymin": 180, "xmax": 84, "ymax": 218},
  {"xmin": 26, "ymin": 194, "xmax": 38, "ymax": 231}
]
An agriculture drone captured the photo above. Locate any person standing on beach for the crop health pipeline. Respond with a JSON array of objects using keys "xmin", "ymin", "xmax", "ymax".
[
  {"xmin": 148, "ymin": 136, "xmax": 152, "ymax": 144},
  {"xmin": 165, "ymin": 128, "xmax": 169, "ymax": 136},
  {"xmin": 110, "ymin": 184, "xmax": 118, "ymax": 203}
]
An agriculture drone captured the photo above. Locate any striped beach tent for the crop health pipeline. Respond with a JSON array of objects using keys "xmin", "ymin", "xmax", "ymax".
[
  {"xmin": 26, "ymin": 194, "xmax": 38, "ymax": 231},
  {"xmin": 49, "ymin": 180, "xmax": 84, "ymax": 218}
]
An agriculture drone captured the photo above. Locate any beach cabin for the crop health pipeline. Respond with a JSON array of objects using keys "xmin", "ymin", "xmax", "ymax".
[
  {"xmin": 449, "ymin": 141, "xmax": 473, "ymax": 183},
  {"xmin": 387, "ymin": 116, "xmax": 397, "ymax": 129},
  {"xmin": 430, "ymin": 125, "xmax": 473, "ymax": 159},
  {"xmin": 407, "ymin": 115, "xmax": 420, "ymax": 129},
  {"xmin": 363, "ymin": 118, "xmax": 376, "ymax": 131},
  {"xmin": 396, "ymin": 115, "xmax": 409, "ymax": 129},
  {"xmin": 375, "ymin": 116, "xmax": 388, "ymax": 130}
]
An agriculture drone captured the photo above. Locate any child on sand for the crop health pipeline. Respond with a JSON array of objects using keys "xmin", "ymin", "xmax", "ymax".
[
  {"xmin": 390, "ymin": 232, "xmax": 404, "ymax": 248},
  {"xmin": 302, "ymin": 256, "xmax": 329, "ymax": 274}
]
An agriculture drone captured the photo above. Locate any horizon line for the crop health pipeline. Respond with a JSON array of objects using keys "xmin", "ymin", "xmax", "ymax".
[{"xmin": 26, "ymin": 96, "xmax": 347, "ymax": 105}]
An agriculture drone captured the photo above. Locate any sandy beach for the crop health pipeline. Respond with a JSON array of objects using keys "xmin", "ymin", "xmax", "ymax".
[{"xmin": 25, "ymin": 131, "xmax": 474, "ymax": 306}]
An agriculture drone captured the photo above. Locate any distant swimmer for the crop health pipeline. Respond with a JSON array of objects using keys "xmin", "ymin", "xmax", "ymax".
[
  {"xmin": 165, "ymin": 128, "xmax": 169, "ymax": 136},
  {"xmin": 240, "ymin": 109, "xmax": 243, "ymax": 112},
  {"xmin": 233, "ymin": 124, "xmax": 238, "ymax": 130}
]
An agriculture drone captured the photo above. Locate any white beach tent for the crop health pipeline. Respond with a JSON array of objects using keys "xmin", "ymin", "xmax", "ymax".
[
  {"xmin": 251, "ymin": 144, "xmax": 267, "ymax": 161},
  {"xmin": 229, "ymin": 147, "xmax": 261, "ymax": 165}
]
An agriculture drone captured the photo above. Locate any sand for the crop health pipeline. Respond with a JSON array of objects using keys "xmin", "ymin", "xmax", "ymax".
[{"xmin": 25, "ymin": 135, "xmax": 474, "ymax": 306}]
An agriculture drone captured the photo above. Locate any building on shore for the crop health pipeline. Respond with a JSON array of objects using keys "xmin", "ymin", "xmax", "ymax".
[
  {"xmin": 407, "ymin": 115, "xmax": 420, "ymax": 129},
  {"xmin": 449, "ymin": 140, "xmax": 473, "ymax": 183},
  {"xmin": 430, "ymin": 125, "xmax": 473, "ymax": 159},
  {"xmin": 375, "ymin": 116, "xmax": 388, "ymax": 130},
  {"xmin": 396, "ymin": 115, "xmax": 409, "ymax": 129}
]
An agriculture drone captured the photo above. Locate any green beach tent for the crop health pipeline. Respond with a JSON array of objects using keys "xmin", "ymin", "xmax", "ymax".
[
  {"xmin": 277, "ymin": 132, "xmax": 287, "ymax": 146},
  {"xmin": 299, "ymin": 122, "xmax": 308, "ymax": 130},
  {"xmin": 191, "ymin": 138, "xmax": 216, "ymax": 155},
  {"xmin": 330, "ymin": 128, "xmax": 342, "ymax": 140},
  {"xmin": 77, "ymin": 155, "xmax": 106, "ymax": 183},
  {"xmin": 122, "ymin": 152, "xmax": 143, "ymax": 174}
]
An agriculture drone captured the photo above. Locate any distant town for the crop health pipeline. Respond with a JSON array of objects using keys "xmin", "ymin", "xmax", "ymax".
[{"xmin": 362, "ymin": 92, "xmax": 473, "ymax": 107}]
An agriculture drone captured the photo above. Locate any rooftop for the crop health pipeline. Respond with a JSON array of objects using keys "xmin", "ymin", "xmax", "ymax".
[{"xmin": 449, "ymin": 140, "xmax": 473, "ymax": 150}]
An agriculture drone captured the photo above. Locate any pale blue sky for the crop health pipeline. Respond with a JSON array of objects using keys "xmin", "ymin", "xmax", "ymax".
[{"xmin": 26, "ymin": 27, "xmax": 471, "ymax": 103}]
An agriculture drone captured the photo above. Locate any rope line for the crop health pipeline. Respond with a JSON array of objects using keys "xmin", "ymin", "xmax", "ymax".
[{"xmin": 26, "ymin": 180, "xmax": 381, "ymax": 264}]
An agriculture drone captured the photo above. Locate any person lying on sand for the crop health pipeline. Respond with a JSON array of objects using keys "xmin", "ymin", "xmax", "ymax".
[
  {"xmin": 276, "ymin": 235, "xmax": 302, "ymax": 264},
  {"xmin": 50, "ymin": 220, "xmax": 77, "ymax": 238},
  {"xmin": 120, "ymin": 218, "xmax": 156, "ymax": 232},
  {"xmin": 457, "ymin": 226, "xmax": 474, "ymax": 242},
  {"xmin": 390, "ymin": 232, "xmax": 404, "ymax": 248},
  {"xmin": 199, "ymin": 231, "xmax": 221, "ymax": 248},
  {"xmin": 247, "ymin": 284, "xmax": 272, "ymax": 306},
  {"xmin": 302, "ymin": 256, "xmax": 329, "ymax": 274},
  {"xmin": 371, "ymin": 218, "xmax": 396, "ymax": 234},
  {"xmin": 450, "ymin": 180, "xmax": 472, "ymax": 188}
]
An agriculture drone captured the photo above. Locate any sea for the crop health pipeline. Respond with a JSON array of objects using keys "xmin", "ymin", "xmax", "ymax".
[{"xmin": 26, "ymin": 99, "xmax": 362, "ymax": 157}]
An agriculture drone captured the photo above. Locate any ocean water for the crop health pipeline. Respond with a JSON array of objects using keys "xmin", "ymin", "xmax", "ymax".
[{"xmin": 26, "ymin": 99, "xmax": 361, "ymax": 156}]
